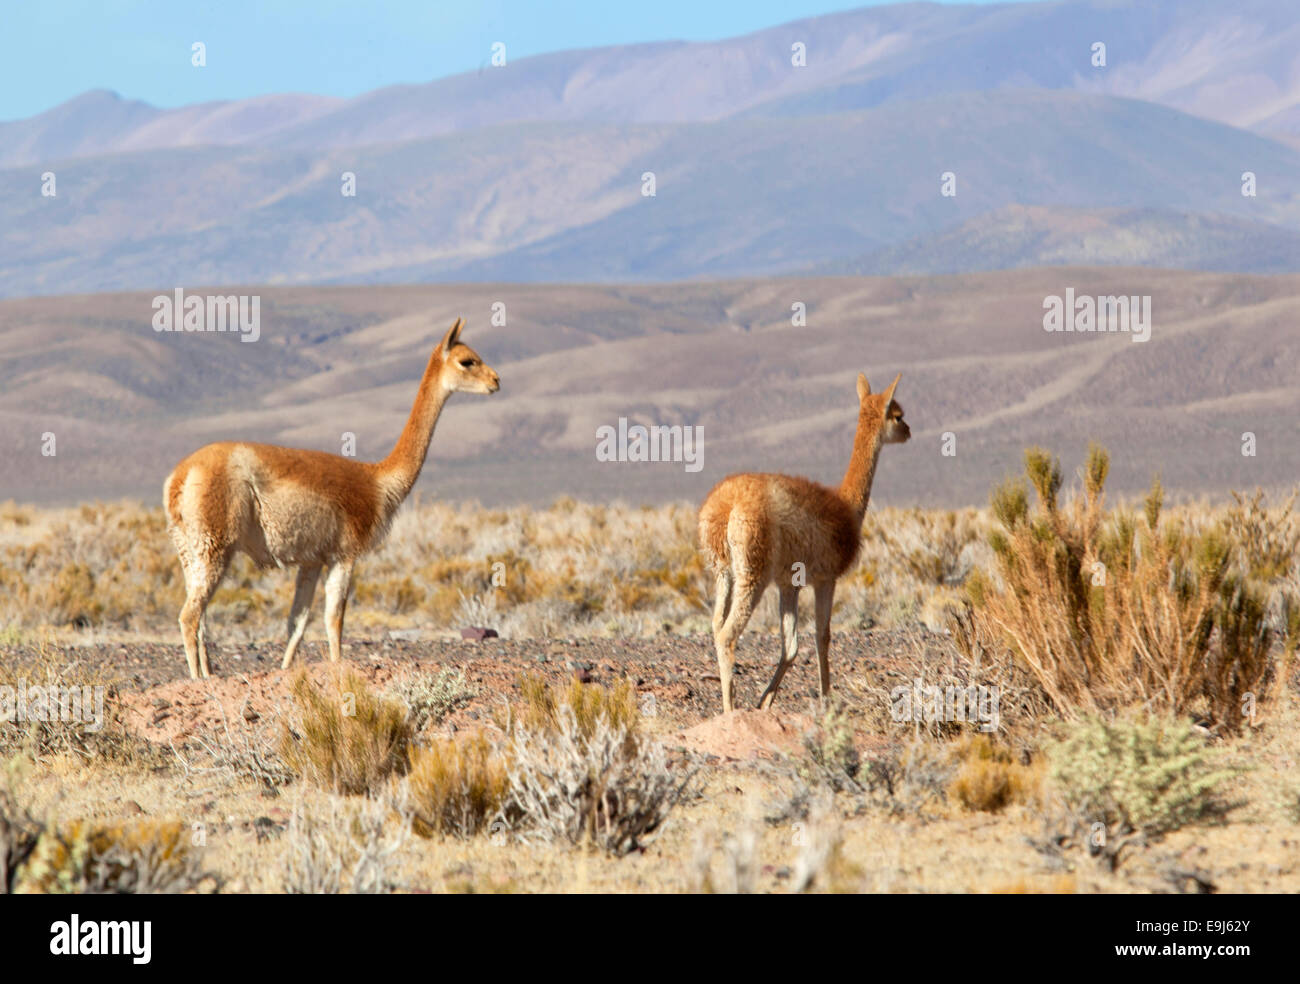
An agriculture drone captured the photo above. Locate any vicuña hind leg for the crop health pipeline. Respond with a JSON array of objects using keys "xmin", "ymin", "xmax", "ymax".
[
  {"xmin": 711, "ymin": 568, "xmax": 733, "ymax": 637},
  {"xmin": 714, "ymin": 576, "xmax": 763, "ymax": 713},
  {"xmin": 758, "ymin": 585, "xmax": 799, "ymax": 710},
  {"xmin": 178, "ymin": 551, "xmax": 229, "ymax": 680},
  {"xmin": 197, "ymin": 617, "xmax": 211, "ymax": 678},
  {"xmin": 813, "ymin": 580, "xmax": 835, "ymax": 701},
  {"xmin": 323, "ymin": 561, "xmax": 354, "ymax": 663},
  {"xmin": 281, "ymin": 564, "xmax": 322, "ymax": 669}
]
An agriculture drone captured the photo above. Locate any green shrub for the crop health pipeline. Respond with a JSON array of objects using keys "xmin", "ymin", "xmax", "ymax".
[{"xmin": 1048, "ymin": 714, "xmax": 1237, "ymax": 839}]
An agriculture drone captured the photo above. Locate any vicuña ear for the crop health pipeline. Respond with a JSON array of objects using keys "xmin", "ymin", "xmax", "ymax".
[
  {"xmin": 441, "ymin": 317, "xmax": 464, "ymax": 353},
  {"xmin": 857, "ymin": 373, "xmax": 870, "ymax": 401},
  {"xmin": 882, "ymin": 372, "xmax": 902, "ymax": 403}
]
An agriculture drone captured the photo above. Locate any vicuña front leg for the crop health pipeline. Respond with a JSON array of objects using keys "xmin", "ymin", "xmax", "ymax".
[
  {"xmin": 714, "ymin": 577, "xmax": 762, "ymax": 713},
  {"xmin": 323, "ymin": 562, "xmax": 354, "ymax": 663},
  {"xmin": 813, "ymin": 581, "xmax": 836, "ymax": 701},
  {"xmin": 758, "ymin": 585, "xmax": 799, "ymax": 709},
  {"xmin": 281, "ymin": 564, "xmax": 322, "ymax": 669}
]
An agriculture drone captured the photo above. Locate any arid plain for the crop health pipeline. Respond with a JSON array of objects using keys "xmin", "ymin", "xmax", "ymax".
[{"xmin": 1, "ymin": 271, "xmax": 1298, "ymax": 894}]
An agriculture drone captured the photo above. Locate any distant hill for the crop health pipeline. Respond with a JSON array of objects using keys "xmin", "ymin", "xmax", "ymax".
[{"xmin": 2, "ymin": 271, "xmax": 1297, "ymax": 508}]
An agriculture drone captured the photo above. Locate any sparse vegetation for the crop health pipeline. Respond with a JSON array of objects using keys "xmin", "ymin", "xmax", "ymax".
[{"xmin": 2, "ymin": 495, "xmax": 1298, "ymax": 893}]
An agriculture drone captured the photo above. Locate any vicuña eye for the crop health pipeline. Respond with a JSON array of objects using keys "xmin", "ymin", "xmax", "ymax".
[{"xmin": 459, "ymin": 359, "xmax": 475, "ymax": 368}]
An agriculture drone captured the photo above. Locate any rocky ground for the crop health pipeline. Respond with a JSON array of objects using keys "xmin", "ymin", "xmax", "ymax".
[{"xmin": 4, "ymin": 628, "xmax": 935, "ymax": 757}]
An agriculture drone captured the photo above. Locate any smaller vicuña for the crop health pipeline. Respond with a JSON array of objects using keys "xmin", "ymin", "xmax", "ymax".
[{"xmin": 698, "ymin": 371, "xmax": 910, "ymax": 713}]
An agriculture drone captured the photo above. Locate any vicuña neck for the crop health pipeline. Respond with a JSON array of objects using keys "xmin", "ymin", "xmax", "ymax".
[
  {"xmin": 377, "ymin": 347, "xmax": 450, "ymax": 500},
  {"xmin": 839, "ymin": 407, "xmax": 885, "ymax": 523}
]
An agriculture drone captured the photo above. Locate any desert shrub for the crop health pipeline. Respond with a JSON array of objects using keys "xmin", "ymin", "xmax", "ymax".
[
  {"xmin": 691, "ymin": 824, "xmax": 759, "ymax": 894},
  {"xmin": 1048, "ymin": 714, "xmax": 1237, "ymax": 842},
  {"xmin": 0, "ymin": 774, "xmax": 43, "ymax": 894},
  {"xmin": 0, "ymin": 640, "xmax": 150, "ymax": 764},
  {"xmin": 386, "ymin": 668, "xmax": 476, "ymax": 733},
  {"xmin": 507, "ymin": 707, "xmax": 692, "ymax": 856},
  {"xmin": 406, "ymin": 734, "xmax": 510, "ymax": 838},
  {"xmin": 961, "ymin": 444, "xmax": 1299, "ymax": 732},
  {"xmin": 280, "ymin": 796, "xmax": 407, "ymax": 894},
  {"xmin": 859, "ymin": 739, "xmax": 956, "ymax": 818},
  {"xmin": 801, "ymin": 702, "xmax": 861, "ymax": 791},
  {"xmin": 791, "ymin": 805, "xmax": 863, "ymax": 894},
  {"xmin": 18, "ymin": 819, "xmax": 216, "ymax": 894},
  {"xmin": 947, "ymin": 734, "xmax": 1041, "ymax": 813},
  {"xmin": 280, "ymin": 670, "xmax": 412, "ymax": 795},
  {"xmin": 173, "ymin": 698, "xmax": 294, "ymax": 791}
]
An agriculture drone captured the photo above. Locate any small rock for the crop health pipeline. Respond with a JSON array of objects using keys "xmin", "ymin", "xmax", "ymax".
[
  {"xmin": 460, "ymin": 626, "xmax": 499, "ymax": 641},
  {"xmin": 122, "ymin": 800, "xmax": 145, "ymax": 816}
]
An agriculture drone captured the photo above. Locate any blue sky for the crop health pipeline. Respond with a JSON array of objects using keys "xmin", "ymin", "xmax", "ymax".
[{"xmin": 0, "ymin": 0, "xmax": 1021, "ymax": 121}]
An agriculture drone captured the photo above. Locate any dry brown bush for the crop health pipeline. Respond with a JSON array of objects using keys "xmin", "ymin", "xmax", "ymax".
[
  {"xmin": 959, "ymin": 444, "xmax": 1299, "ymax": 732},
  {"xmin": 18, "ymin": 817, "xmax": 217, "ymax": 894}
]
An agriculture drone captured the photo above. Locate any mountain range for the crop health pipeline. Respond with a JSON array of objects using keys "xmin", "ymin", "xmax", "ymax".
[{"xmin": 4, "ymin": 0, "xmax": 1300, "ymax": 294}]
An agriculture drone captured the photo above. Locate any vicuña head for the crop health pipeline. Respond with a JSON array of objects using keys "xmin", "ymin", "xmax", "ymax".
[
  {"xmin": 698, "ymin": 370, "xmax": 909, "ymax": 714},
  {"xmin": 163, "ymin": 317, "xmax": 499, "ymax": 679}
]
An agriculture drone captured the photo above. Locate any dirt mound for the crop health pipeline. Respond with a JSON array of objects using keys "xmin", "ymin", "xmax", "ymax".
[
  {"xmin": 672, "ymin": 709, "xmax": 814, "ymax": 761},
  {"xmin": 117, "ymin": 661, "xmax": 406, "ymax": 746}
]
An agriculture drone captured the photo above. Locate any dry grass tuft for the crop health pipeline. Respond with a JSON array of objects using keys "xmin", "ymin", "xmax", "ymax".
[
  {"xmin": 280, "ymin": 670, "xmax": 412, "ymax": 795},
  {"xmin": 406, "ymin": 734, "xmax": 511, "ymax": 839},
  {"xmin": 947, "ymin": 735, "xmax": 1043, "ymax": 814},
  {"xmin": 509, "ymin": 675, "xmax": 640, "ymax": 746}
]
